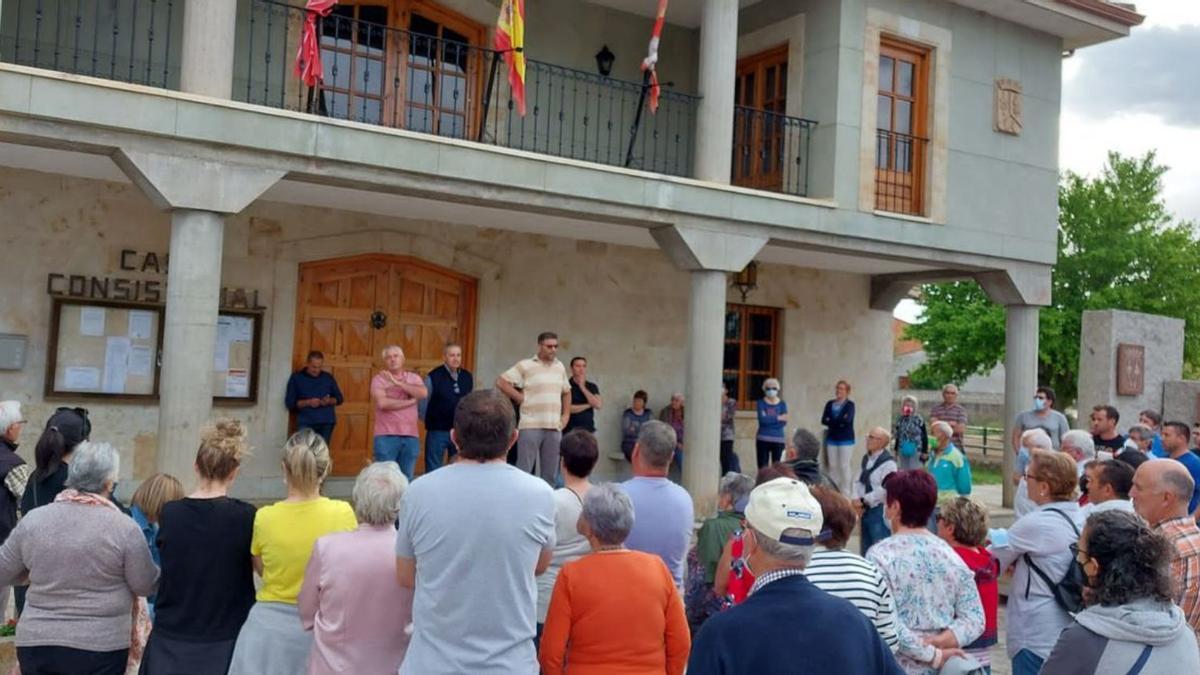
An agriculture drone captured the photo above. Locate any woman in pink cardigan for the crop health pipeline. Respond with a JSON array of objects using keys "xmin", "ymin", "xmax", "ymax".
[{"xmin": 298, "ymin": 462, "xmax": 413, "ymax": 674}]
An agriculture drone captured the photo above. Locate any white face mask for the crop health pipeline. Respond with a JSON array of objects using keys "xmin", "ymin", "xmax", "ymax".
[
  {"xmin": 765, "ymin": 388, "xmax": 779, "ymax": 397},
  {"xmin": 1033, "ymin": 397, "xmax": 1046, "ymax": 411}
]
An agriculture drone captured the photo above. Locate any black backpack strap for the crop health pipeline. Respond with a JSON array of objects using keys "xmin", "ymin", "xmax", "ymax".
[
  {"xmin": 1044, "ymin": 508, "xmax": 1081, "ymax": 536},
  {"xmin": 1022, "ymin": 508, "xmax": 1080, "ymax": 600}
]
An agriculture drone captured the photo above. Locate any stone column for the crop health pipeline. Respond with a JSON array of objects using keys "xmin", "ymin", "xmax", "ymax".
[
  {"xmin": 694, "ymin": 0, "xmax": 738, "ymax": 183},
  {"xmin": 180, "ymin": 0, "xmax": 239, "ymax": 98},
  {"xmin": 1003, "ymin": 304, "xmax": 1039, "ymax": 508},
  {"xmin": 158, "ymin": 211, "xmax": 226, "ymax": 479},
  {"xmin": 114, "ymin": 149, "xmax": 284, "ymax": 485},
  {"xmin": 683, "ymin": 269, "xmax": 727, "ymax": 514}
]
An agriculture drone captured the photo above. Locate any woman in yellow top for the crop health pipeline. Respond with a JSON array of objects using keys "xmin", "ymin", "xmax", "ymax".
[{"xmin": 227, "ymin": 429, "xmax": 356, "ymax": 675}]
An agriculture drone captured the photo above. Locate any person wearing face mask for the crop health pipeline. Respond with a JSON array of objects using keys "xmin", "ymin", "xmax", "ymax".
[
  {"xmin": 893, "ymin": 395, "xmax": 928, "ymax": 471},
  {"xmin": 1011, "ymin": 386, "xmax": 1070, "ymax": 456},
  {"xmin": 756, "ymin": 379, "xmax": 789, "ymax": 469},
  {"xmin": 1040, "ymin": 510, "xmax": 1200, "ymax": 675}
]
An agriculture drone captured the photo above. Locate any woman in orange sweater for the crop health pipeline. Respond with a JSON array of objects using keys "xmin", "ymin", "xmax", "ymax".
[{"xmin": 539, "ymin": 483, "xmax": 690, "ymax": 674}]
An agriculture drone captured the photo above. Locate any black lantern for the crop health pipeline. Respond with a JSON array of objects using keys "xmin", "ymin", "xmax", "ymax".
[
  {"xmin": 595, "ymin": 45, "xmax": 615, "ymax": 77},
  {"xmin": 731, "ymin": 261, "xmax": 759, "ymax": 301}
]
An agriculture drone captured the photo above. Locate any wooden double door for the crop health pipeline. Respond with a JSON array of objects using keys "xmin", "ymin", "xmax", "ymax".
[{"xmin": 293, "ymin": 255, "xmax": 477, "ymax": 476}]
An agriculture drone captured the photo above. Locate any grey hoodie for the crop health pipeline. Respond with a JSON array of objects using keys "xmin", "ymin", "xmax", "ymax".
[{"xmin": 1040, "ymin": 598, "xmax": 1200, "ymax": 675}]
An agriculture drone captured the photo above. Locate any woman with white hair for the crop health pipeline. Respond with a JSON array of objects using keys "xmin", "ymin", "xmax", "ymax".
[
  {"xmin": 0, "ymin": 441, "xmax": 158, "ymax": 674},
  {"xmin": 0, "ymin": 402, "xmax": 31, "ymax": 598},
  {"xmin": 927, "ymin": 421, "xmax": 972, "ymax": 503},
  {"xmin": 539, "ymin": 483, "xmax": 690, "ymax": 674},
  {"xmin": 299, "ymin": 462, "xmax": 412, "ymax": 674},
  {"xmin": 892, "ymin": 395, "xmax": 928, "ymax": 471},
  {"xmin": 1015, "ymin": 429, "xmax": 1053, "ymax": 518},
  {"xmin": 756, "ymin": 378, "xmax": 789, "ymax": 469},
  {"xmin": 227, "ymin": 429, "xmax": 357, "ymax": 675}
]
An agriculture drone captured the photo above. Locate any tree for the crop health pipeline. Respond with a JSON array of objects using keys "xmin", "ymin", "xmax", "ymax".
[{"xmin": 906, "ymin": 152, "xmax": 1200, "ymax": 406}]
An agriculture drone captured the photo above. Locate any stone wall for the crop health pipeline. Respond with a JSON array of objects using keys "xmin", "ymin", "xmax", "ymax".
[
  {"xmin": 0, "ymin": 166, "xmax": 893, "ymax": 499},
  {"xmin": 1163, "ymin": 381, "xmax": 1200, "ymax": 427},
  {"xmin": 1077, "ymin": 309, "xmax": 1184, "ymax": 430}
]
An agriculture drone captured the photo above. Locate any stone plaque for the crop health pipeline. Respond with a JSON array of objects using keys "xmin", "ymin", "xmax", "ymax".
[
  {"xmin": 1117, "ymin": 343, "xmax": 1145, "ymax": 396},
  {"xmin": 994, "ymin": 78, "xmax": 1023, "ymax": 136}
]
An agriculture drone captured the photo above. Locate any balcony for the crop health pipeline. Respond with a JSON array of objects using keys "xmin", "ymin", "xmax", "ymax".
[{"xmin": 0, "ymin": 0, "xmax": 818, "ymax": 198}]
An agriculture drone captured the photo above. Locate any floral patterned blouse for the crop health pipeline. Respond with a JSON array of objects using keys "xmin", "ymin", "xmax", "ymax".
[{"xmin": 866, "ymin": 532, "xmax": 985, "ymax": 675}]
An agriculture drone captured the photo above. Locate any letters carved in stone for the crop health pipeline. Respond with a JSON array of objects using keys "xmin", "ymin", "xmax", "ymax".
[
  {"xmin": 994, "ymin": 78, "xmax": 1023, "ymax": 136},
  {"xmin": 1117, "ymin": 343, "xmax": 1145, "ymax": 396}
]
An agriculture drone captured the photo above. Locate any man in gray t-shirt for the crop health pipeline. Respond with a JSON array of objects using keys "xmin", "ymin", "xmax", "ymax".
[
  {"xmin": 396, "ymin": 390, "xmax": 555, "ymax": 675},
  {"xmin": 1011, "ymin": 386, "xmax": 1071, "ymax": 452}
]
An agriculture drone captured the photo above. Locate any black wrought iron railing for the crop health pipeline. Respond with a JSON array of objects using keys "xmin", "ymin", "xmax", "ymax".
[
  {"xmin": 238, "ymin": 0, "xmax": 698, "ymax": 176},
  {"xmin": 731, "ymin": 106, "xmax": 816, "ymax": 197},
  {"xmin": 875, "ymin": 129, "xmax": 929, "ymax": 216},
  {"xmin": 0, "ymin": 0, "xmax": 181, "ymax": 88}
]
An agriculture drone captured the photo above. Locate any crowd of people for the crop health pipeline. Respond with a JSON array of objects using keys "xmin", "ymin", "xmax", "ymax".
[{"xmin": 2, "ymin": 341, "xmax": 1200, "ymax": 674}]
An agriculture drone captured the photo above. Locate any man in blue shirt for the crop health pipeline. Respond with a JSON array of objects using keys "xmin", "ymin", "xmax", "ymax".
[
  {"xmin": 1163, "ymin": 421, "xmax": 1200, "ymax": 513},
  {"xmin": 688, "ymin": 478, "xmax": 903, "ymax": 675},
  {"xmin": 284, "ymin": 351, "xmax": 344, "ymax": 445},
  {"xmin": 620, "ymin": 421, "xmax": 693, "ymax": 588}
]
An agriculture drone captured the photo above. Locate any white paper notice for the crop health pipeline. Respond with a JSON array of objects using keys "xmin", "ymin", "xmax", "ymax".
[
  {"xmin": 231, "ymin": 316, "xmax": 253, "ymax": 343},
  {"xmin": 128, "ymin": 310, "xmax": 154, "ymax": 340},
  {"xmin": 225, "ymin": 369, "xmax": 250, "ymax": 398},
  {"xmin": 214, "ymin": 317, "xmax": 233, "ymax": 371},
  {"xmin": 63, "ymin": 366, "xmax": 100, "ymax": 390},
  {"xmin": 102, "ymin": 336, "xmax": 131, "ymax": 394},
  {"xmin": 128, "ymin": 345, "xmax": 154, "ymax": 377},
  {"xmin": 80, "ymin": 307, "xmax": 106, "ymax": 336}
]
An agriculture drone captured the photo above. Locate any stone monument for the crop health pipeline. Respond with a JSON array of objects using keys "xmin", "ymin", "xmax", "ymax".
[{"xmin": 1077, "ymin": 309, "xmax": 1184, "ymax": 429}]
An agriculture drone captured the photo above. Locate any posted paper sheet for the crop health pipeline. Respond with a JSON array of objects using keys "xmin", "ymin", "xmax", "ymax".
[
  {"xmin": 225, "ymin": 369, "xmax": 250, "ymax": 398},
  {"xmin": 102, "ymin": 336, "xmax": 131, "ymax": 394},
  {"xmin": 128, "ymin": 310, "xmax": 155, "ymax": 340},
  {"xmin": 80, "ymin": 307, "xmax": 106, "ymax": 336},
  {"xmin": 63, "ymin": 366, "xmax": 100, "ymax": 390},
  {"xmin": 128, "ymin": 345, "xmax": 154, "ymax": 377}
]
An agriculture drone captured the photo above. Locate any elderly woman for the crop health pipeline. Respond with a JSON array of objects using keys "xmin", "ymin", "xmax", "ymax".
[
  {"xmin": 756, "ymin": 378, "xmax": 789, "ymax": 469},
  {"xmin": 686, "ymin": 471, "xmax": 754, "ymax": 630},
  {"xmin": 806, "ymin": 486, "xmax": 899, "ymax": 653},
  {"xmin": 936, "ymin": 497, "xmax": 999, "ymax": 673},
  {"xmin": 990, "ymin": 450, "xmax": 1086, "ymax": 675},
  {"xmin": 854, "ymin": 427, "xmax": 898, "ymax": 553},
  {"xmin": 0, "ymin": 441, "xmax": 157, "ymax": 674},
  {"xmin": 536, "ymin": 430, "xmax": 599, "ymax": 639},
  {"xmin": 659, "ymin": 393, "xmax": 686, "ymax": 466},
  {"xmin": 1042, "ymin": 510, "xmax": 1200, "ymax": 673},
  {"xmin": 927, "ymin": 421, "xmax": 972, "ymax": 503},
  {"xmin": 893, "ymin": 395, "xmax": 928, "ymax": 471},
  {"xmin": 227, "ymin": 429, "xmax": 357, "ymax": 675},
  {"xmin": 866, "ymin": 470, "xmax": 984, "ymax": 674},
  {"xmin": 299, "ymin": 462, "xmax": 412, "ymax": 674},
  {"xmin": 1014, "ymin": 428, "xmax": 1052, "ymax": 518},
  {"xmin": 539, "ymin": 483, "xmax": 690, "ymax": 674},
  {"xmin": 621, "ymin": 391, "xmax": 654, "ymax": 462},
  {"xmin": 821, "ymin": 380, "xmax": 856, "ymax": 496},
  {"xmin": 141, "ymin": 419, "xmax": 258, "ymax": 675}
]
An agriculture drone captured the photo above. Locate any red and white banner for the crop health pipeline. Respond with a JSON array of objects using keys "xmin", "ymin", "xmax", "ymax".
[
  {"xmin": 640, "ymin": 0, "xmax": 669, "ymax": 113},
  {"xmin": 295, "ymin": 0, "xmax": 338, "ymax": 87}
]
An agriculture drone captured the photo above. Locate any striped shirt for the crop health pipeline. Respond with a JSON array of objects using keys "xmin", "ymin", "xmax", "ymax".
[
  {"xmin": 1158, "ymin": 515, "xmax": 1200, "ymax": 643},
  {"xmin": 803, "ymin": 548, "xmax": 899, "ymax": 652},
  {"xmin": 502, "ymin": 357, "xmax": 571, "ymax": 430}
]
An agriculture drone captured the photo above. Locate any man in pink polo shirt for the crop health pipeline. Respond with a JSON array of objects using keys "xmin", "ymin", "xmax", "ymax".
[{"xmin": 371, "ymin": 345, "xmax": 428, "ymax": 480}]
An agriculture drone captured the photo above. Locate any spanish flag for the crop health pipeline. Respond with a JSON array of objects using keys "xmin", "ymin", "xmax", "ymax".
[
  {"xmin": 641, "ymin": 0, "xmax": 668, "ymax": 113},
  {"xmin": 494, "ymin": 0, "xmax": 526, "ymax": 116}
]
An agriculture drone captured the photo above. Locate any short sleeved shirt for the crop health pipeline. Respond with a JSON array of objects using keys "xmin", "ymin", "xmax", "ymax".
[
  {"xmin": 1092, "ymin": 434, "xmax": 1127, "ymax": 454},
  {"xmin": 372, "ymin": 370, "xmax": 424, "ymax": 437},
  {"xmin": 501, "ymin": 357, "xmax": 571, "ymax": 430},
  {"xmin": 396, "ymin": 462, "xmax": 555, "ymax": 675},
  {"xmin": 565, "ymin": 380, "xmax": 600, "ymax": 433},
  {"xmin": 1014, "ymin": 409, "xmax": 1071, "ymax": 449},
  {"xmin": 1174, "ymin": 452, "xmax": 1200, "ymax": 513},
  {"xmin": 251, "ymin": 497, "xmax": 357, "ymax": 604}
]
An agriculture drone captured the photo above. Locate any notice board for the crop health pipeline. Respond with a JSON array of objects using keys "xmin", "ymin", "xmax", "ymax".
[{"xmin": 46, "ymin": 298, "xmax": 261, "ymax": 404}]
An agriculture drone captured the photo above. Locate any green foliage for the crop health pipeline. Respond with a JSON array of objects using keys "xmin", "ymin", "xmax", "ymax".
[{"xmin": 907, "ymin": 152, "xmax": 1200, "ymax": 406}]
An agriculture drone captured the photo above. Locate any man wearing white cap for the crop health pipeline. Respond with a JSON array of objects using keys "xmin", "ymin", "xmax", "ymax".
[{"xmin": 687, "ymin": 478, "xmax": 903, "ymax": 674}]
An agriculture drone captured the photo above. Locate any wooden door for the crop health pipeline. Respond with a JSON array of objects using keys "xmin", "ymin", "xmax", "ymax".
[
  {"xmin": 875, "ymin": 38, "xmax": 929, "ymax": 215},
  {"xmin": 732, "ymin": 46, "xmax": 788, "ymax": 191},
  {"xmin": 294, "ymin": 255, "xmax": 477, "ymax": 477}
]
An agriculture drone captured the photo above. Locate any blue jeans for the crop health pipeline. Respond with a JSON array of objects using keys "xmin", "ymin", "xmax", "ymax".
[
  {"xmin": 424, "ymin": 430, "xmax": 457, "ymax": 472},
  {"xmin": 374, "ymin": 435, "xmax": 420, "ymax": 480},
  {"xmin": 1011, "ymin": 649, "xmax": 1044, "ymax": 675},
  {"xmin": 860, "ymin": 505, "xmax": 889, "ymax": 555}
]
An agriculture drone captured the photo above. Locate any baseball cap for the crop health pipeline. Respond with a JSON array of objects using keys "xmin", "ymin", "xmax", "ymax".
[{"xmin": 744, "ymin": 477, "xmax": 823, "ymax": 546}]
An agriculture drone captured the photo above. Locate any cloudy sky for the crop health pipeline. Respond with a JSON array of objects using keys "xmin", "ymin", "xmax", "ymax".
[{"xmin": 896, "ymin": 1, "xmax": 1200, "ymax": 323}]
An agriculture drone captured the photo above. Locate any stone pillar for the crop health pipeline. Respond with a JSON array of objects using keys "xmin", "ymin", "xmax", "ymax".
[
  {"xmin": 114, "ymin": 149, "xmax": 284, "ymax": 485},
  {"xmin": 683, "ymin": 270, "xmax": 727, "ymax": 514},
  {"xmin": 158, "ymin": 211, "xmax": 226, "ymax": 479},
  {"xmin": 180, "ymin": 0, "xmax": 239, "ymax": 98},
  {"xmin": 694, "ymin": 0, "xmax": 738, "ymax": 183},
  {"xmin": 1003, "ymin": 304, "xmax": 1039, "ymax": 508},
  {"xmin": 652, "ymin": 224, "xmax": 767, "ymax": 514}
]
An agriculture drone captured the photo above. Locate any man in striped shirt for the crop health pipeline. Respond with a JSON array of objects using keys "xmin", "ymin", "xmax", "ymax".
[
  {"xmin": 497, "ymin": 332, "xmax": 572, "ymax": 484},
  {"xmin": 1132, "ymin": 459, "xmax": 1200, "ymax": 641}
]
